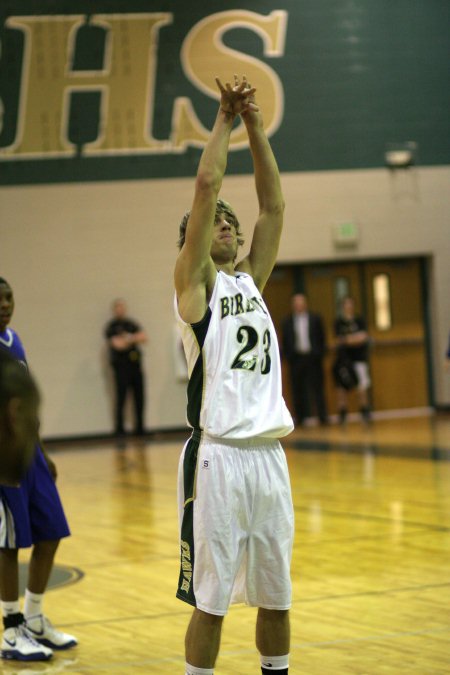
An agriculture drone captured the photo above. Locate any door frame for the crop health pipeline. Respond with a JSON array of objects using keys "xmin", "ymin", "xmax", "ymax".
[{"xmin": 271, "ymin": 254, "xmax": 434, "ymax": 409}]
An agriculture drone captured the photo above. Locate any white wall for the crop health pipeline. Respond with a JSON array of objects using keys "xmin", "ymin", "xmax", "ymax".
[{"xmin": 1, "ymin": 165, "xmax": 449, "ymax": 437}]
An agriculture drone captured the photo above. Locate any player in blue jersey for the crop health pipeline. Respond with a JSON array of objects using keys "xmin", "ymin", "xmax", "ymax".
[
  {"xmin": 0, "ymin": 277, "xmax": 77, "ymax": 661},
  {"xmin": 174, "ymin": 77, "xmax": 294, "ymax": 675}
]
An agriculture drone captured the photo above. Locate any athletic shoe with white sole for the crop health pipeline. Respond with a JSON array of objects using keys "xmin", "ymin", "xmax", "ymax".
[
  {"xmin": 24, "ymin": 615, "xmax": 77, "ymax": 650},
  {"xmin": 1, "ymin": 624, "xmax": 53, "ymax": 661}
]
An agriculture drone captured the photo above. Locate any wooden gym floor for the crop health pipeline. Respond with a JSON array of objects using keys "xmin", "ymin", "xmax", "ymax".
[{"xmin": 2, "ymin": 414, "xmax": 450, "ymax": 674}]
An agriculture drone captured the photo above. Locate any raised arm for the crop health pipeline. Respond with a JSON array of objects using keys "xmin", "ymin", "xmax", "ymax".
[
  {"xmin": 236, "ymin": 79, "xmax": 285, "ymax": 292},
  {"xmin": 174, "ymin": 77, "xmax": 257, "ymax": 324}
]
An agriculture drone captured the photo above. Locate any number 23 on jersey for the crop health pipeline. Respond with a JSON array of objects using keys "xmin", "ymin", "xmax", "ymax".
[{"xmin": 230, "ymin": 326, "xmax": 271, "ymax": 374}]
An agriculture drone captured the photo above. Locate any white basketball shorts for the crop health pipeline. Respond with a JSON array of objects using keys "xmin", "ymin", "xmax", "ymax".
[
  {"xmin": 353, "ymin": 361, "xmax": 371, "ymax": 391},
  {"xmin": 176, "ymin": 431, "xmax": 294, "ymax": 616}
]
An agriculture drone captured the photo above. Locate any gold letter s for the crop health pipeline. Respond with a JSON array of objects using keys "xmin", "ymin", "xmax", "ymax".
[{"xmin": 172, "ymin": 10, "xmax": 287, "ymax": 150}]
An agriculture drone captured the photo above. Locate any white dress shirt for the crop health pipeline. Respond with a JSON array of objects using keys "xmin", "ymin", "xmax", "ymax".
[{"xmin": 294, "ymin": 312, "xmax": 311, "ymax": 354}]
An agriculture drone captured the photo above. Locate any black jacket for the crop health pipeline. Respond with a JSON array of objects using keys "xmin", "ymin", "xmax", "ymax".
[{"xmin": 281, "ymin": 312, "xmax": 326, "ymax": 360}]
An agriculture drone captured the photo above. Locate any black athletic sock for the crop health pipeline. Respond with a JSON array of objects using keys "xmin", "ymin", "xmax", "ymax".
[
  {"xmin": 339, "ymin": 408, "xmax": 347, "ymax": 424},
  {"xmin": 360, "ymin": 406, "xmax": 371, "ymax": 422},
  {"xmin": 3, "ymin": 612, "xmax": 25, "ymax": 629},
  {"xmin": 261, "ymin": 668, "xmax": 288, "ymax": 675}
]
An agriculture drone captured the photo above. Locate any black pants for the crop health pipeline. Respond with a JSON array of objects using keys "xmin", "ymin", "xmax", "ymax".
[
  {"xmin": 289, "ymin": 353, "xmax": 327, "ymax": 424},
  {"xmin": 112, "ymin": 362, "xmax": 145, "ymax": 435}
]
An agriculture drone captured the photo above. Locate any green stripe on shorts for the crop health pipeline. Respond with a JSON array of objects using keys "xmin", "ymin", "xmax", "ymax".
[{"xmin": 176, "ymin": 430, "xmax": 201, "ymax": 607}]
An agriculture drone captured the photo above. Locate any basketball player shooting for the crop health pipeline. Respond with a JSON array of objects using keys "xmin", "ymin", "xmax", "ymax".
[{"xmin": 174, "ymin": 75, "xmax": 295, "ymax": 675}]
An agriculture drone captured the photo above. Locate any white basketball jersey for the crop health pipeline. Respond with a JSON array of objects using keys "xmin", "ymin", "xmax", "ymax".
[{"xmin": 175, "ymin": 270, "xmax": 293, "ymax": 439}]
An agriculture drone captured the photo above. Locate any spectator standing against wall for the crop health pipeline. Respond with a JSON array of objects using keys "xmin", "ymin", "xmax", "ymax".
[
  {"xmin": 104, "ymin": 299, "xmax": 148, "ymax": 437},
  {"xmin": 334, "ymin": 296, "xmax": 371, "ymax": 425},
  {"xmin": 281, "ymin": 293, "xmax": 328, "ymax": 426}
]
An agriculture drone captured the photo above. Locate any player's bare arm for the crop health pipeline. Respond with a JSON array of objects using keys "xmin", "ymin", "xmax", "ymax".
[
  {"xmin": 174, "ymin": 76, "xmax": 258, "ymax": 325},
  {"xmin": 236, "ymin": 78, "xmax": 285, "ymax": 293}
]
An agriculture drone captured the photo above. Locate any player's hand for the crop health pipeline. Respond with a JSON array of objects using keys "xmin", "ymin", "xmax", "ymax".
[
  {"xmin": 237, "ymin": 76, "xmax": 258, "ymax": 121},
  {"xmin": 215, "ymin": 74, "xmax": 259, "ymax": 116}
]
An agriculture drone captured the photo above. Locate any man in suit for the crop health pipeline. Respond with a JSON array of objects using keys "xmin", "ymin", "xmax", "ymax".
[{"xmin": 282, "ymin": 293, "xmax": 328, "ymax": 426}]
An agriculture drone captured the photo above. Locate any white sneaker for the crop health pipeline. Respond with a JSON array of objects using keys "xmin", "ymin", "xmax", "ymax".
[
  {"xmin": 24, "ymin": 615, "xmax": 77, "ymax": 651},
  {"xmin": 1, "ymin": 624, "xmax": 53, "ymax": 661}
]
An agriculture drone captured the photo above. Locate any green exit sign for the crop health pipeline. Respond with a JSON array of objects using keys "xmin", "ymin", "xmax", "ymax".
[{"xmin": 333, "ymin": 221, "xmax": 359, "ymax": 247}]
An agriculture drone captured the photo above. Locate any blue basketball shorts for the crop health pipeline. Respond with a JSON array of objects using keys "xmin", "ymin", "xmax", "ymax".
[{"xmin": 0, "ymin": 446, "xmax": 70, "ymax": 548}]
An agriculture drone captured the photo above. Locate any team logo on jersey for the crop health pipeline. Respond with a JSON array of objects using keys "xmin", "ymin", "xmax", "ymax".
[
  {"xmin": 241, "ymin": 355, "xmax": 258, "ymax": 370},
  {"xmin": 220, "ymin": 293, "xmax": 267, "ymax": 319}
]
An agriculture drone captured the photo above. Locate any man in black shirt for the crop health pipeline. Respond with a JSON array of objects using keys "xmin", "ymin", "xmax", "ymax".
[
  {"xmin": 104, "ymin": 299, "xmax": 148, "ymax": 436},
  {"xmin": 334, "ymin": 297, "xmax": 371, "ymax": 424}
]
